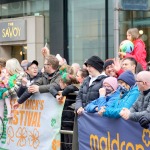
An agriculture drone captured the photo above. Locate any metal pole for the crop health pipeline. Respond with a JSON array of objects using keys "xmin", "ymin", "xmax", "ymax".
[
  {"xmin": 105, "ymin": 0, "xmax": 109, "ymax": 59},
  {"xmin": 114, "ymin": 0, "xmax": 119, "ymax": 58},
  {"xmin": 60, "ymin": 130, "xmax": 73, "ymax": 135}
]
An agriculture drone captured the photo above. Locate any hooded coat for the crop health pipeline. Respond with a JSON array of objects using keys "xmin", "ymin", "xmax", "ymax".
[
  {"xmin": 125, "ymin": 38, "xmax": 147, "ymax": 70},
  {"xmin": 103, "ymin": 85, "xmax": 139, "ymax": 118}
]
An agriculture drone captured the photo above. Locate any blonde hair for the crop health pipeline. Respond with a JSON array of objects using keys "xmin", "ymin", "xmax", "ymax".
[
  {"xmin": 60, "ymin": 73, "xmax": 78, "ymax": 85},
  {"xmin": 127, "ymin": 28, "xmax": 140, "ymax": 40},
  {"xmin": 6, "ymin": 58, "xmax": 23, "ymax": 75},
  {"xmin": 59, "ymin": 64, "xmax": 75, "ymax": 75}
]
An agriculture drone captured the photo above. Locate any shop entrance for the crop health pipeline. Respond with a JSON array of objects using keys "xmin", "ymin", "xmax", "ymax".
[{"xmin": 11, "ymin": 45, "xmax": 27, "ymax": 63}]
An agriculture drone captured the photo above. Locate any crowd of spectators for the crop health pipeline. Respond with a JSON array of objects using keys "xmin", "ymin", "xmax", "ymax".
[{"xmin": 0, "ymin": 27, "xmax": 150, "ymax": 150}]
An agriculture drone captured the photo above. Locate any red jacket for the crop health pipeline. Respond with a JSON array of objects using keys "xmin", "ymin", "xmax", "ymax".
[{"xmin": 125, "ymin": 39, "xmax": 147, "ymax": 70}]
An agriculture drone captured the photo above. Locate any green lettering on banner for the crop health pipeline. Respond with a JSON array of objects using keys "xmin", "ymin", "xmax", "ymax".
[
  {"xmin": 0, "ymin": 148, "xmax": 8, "ymax": 150},
  {"xmin": 0, "ymin": 93, "xmax": 63, "ymax": 149}
]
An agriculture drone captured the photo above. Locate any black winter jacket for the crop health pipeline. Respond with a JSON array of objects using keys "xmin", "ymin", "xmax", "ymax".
[
  {"xmin": 17, "ymin": 72, "xmax": 42, "ymax": 97},
  {"xmin": 17, "ymin": 70, "xmax": 61, "ymax": 104},
  {"xmin": 75, "ymin": 75, "xmax": 107, "ymax": 110},
  {"xmin": 61, "ymin": 85, "xmax": 79, "ymax": 129}
]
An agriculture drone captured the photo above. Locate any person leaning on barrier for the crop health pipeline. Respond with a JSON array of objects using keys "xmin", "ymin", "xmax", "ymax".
[
  {"xmin": 98, "ymin": 70, "xmax": 139, "ymax": 118},
  {"xmin": 85, "ymin": 77, "xmax": 119, "ymax": 113},
  {"xmin": 13, "ymin": 55, "xmax": 61, "ymax": 108},
  {"xmin": 75, "ymin": 55, "xmax": 107, "ymax": 115},
  {"xmin": 120, "ymin": 71, "xmax": 150, "ymax": 129},
  {"xmin": 2, "ymin": 58, "xmax": 26, "ymax": 117},
  {"xmin": 139, "ymin": 113, "xmax": 150, "ymax": 129},
  {"xmin": 17, "ymin": 60, "xmax": 42, "ymax": 99},
  {"xmin": 49, "ymin": 72, "xmax": 79, "ymax": 104},
  {"xmin": 47, "ymin": 64, "xmax": 77, "ymax": 99},
  {"xmin": 48, "ymin": 64, "xmax": 79, "ymax": 150},
  {"xmin": 49, "ymin": 72, "xmax": 79, "ymax": 150}
]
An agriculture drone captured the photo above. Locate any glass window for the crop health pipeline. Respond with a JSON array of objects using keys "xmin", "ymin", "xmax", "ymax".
[
  {"xmin": 68, "ymin": 0, "xmax": 106, "ymax": 65},
  {"xmin": 0, "ymin": 0, "xmax": 49, "ymax": 45},
  {"xmin": 118, "ymin": 0, "xmax": 150, "ymax": 61}
]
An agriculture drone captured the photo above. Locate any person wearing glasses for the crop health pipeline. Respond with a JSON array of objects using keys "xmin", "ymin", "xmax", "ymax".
[
  {"xmin": 17, "ymin": 60, "xmax": 42, "ymax": 99},
  {"xmin": 13, "ymin": 55, "xmax": 61, "ymax": 108},
  {"xmin": 120, "ymin": 71, "xmax": 150, "ymax": 129}
]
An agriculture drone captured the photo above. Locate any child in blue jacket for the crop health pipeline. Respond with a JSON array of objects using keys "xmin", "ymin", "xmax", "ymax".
[
  {"xmin": 85, "ymin": 77, "xmax": 119, "ymax": 113},
  {"xmin": 99, "ymin": 70, "xmax": 139, "ymax": 118}
]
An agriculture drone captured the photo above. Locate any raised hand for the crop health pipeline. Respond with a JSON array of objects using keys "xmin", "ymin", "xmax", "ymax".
[{"xmin": 41, "ymin": 47, "xmax": 50, "ymax": 57}]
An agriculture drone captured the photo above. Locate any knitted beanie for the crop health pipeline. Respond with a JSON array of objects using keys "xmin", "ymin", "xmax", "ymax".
[
  {"xmin": 84, "ymin": 56, "xmax": 104, "ymax": 73},
  {"xmin": 104, "ymin": 59, "xmax": 114, "ymax": 70},
  {"xmin": 118, "ymin": 70, "xmax": 136, "ymax": 87},
  {"xmin": 103, "ymin": 77, "xmax": 118, "ymax": 91}
]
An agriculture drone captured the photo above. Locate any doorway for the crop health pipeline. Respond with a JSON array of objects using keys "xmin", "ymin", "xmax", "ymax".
[{"xmin": 11, "ymin": 45, "xmax": 27, "ymax": 63}]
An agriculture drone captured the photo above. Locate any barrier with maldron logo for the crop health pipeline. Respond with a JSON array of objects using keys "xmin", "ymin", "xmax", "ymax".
[{"xmin": 78, "ymin": 112, "xmax": 150, "ymax": 150}]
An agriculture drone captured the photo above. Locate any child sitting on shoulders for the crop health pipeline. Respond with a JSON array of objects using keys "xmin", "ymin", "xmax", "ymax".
[{"xmin": 119, "ymin": 28, "xmax": 147, "ymax": 70}]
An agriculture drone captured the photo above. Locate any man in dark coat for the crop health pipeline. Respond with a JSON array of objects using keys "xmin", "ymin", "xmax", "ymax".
[
  {"xmin": 120, "ymin": 71, "xmax": 150, "ymax": 129},
  {"xmin": 75, "ymin": 55, "xmax": 107, "ymax": 115},
  {"xmin": 17, "ymin": 60, "xmax": 42, "ymax": 98},
  {"xmin": 13, "ymin": 55, "xmax": 61, "ymax": 107}
]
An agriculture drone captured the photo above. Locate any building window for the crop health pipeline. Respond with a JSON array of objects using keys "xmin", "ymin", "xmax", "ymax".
[
  {"xmin": 119, "ymin": 10, "xmax": 150, "ymax": 61},
  {"xmin": 0, "ymin": 0, "xmax": 49, "ymax": 45},
  {"xmin": 68, "ymin": 0, "xmax": 106, "ymax": 65}
]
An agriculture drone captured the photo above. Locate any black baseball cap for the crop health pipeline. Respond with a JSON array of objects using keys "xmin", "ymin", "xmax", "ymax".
[{"xmin": 27, "ymin": 60, "xmax": 38, "ymax": 69}]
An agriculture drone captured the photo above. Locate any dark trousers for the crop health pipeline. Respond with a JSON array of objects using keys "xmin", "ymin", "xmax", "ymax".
[
  {"xmin": 61, "ymin": 134, "xmax": 73, "ymax": 150},
  {"xmin": 61, "ymin": 127, "xmax": 73, "ymax": 150}
]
